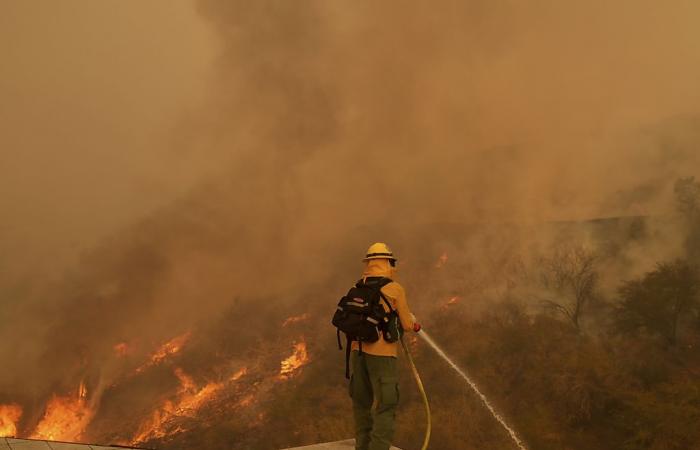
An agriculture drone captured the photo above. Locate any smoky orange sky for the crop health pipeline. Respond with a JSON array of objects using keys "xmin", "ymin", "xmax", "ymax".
[
  {"xmin": 192, "ymin": 0, "xmax": 700, "ymax": 283},
  {"xmin": 1, "ymin": 0, "xmax": 700, "ymax": 404},
  {"xmin": 2, "ymin": 0, "xmax": 700, "ymax": 284},
  {"xmin": 0, "ymin": 1, "xmax": 216, "ymax": 286}
]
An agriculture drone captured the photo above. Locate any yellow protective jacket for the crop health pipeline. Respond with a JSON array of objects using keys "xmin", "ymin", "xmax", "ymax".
[{"xmin": 351, "ymin": 259, "xmax": 415, "ymax": 357}]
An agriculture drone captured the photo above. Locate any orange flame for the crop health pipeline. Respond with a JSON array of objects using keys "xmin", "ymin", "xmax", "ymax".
[
  {"xmin": 229, "ymin": 367, "xmax": 248, "ymax": 381},
  {"xmin": 0, "ymin": 404, "xmax": 23, "ymax": 437},
  {"xmin": 441, "ymin": 296, "xmax": 461, "ymax": 311},
  {"xmin": 135, "ymin": 332, "xmax": 192, "ymax": 373},
  {"xmin": 132, "ymin": 365, "xmax": 247, "ymax": 444},
  {"xmin": 436, "ymin": 252, "xmax": 448, "ymax": 268},
  {"xmin": 113, "ymin": 342, "xmax": 130, "ymax": 358},
  {"xmin": 30, "ymin": 381, "xmax": 94, "ymax": 442},
  {"xmin": 282, "ymin": 313, "xmax": 310, "ymax": 327},
  {"xmin": 131, "ymin": 402, "xmax": 178, "ymax": 444},
  {"xmin": 150, "ymin": 332, "xmax": 191, "ymax": 365},
  {"xmin": 279, "ymin": 341, "xmax": 309, "ymax": 378}
]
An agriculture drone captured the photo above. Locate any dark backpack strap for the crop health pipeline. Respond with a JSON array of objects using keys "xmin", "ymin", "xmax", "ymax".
[
  {"xmin": 377, "ymin": 278, "xmax": 396, "ymax": 314},
  {"xmin": 345, "ymin": 335, "xmax": 352, "ymax": 379},
  {"xmin": 379, "ymin": 290, "xmax": 395, "ymax": 313},
  {"xmin": 356, "ymin": 276, "xmax": 392, "ymax": 288}
]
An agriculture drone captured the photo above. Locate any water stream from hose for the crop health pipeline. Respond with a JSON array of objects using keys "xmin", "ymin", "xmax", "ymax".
[{"xmin": 418, "ymin": 330, "xmax": 528, "ymax": 450}]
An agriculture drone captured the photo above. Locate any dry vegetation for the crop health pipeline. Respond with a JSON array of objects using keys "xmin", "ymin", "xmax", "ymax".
[
  {"xmin": 122, "ymin": 180, "xmax": 699, "ymax": 450},
  {"xmin": 1, "ymin": 178, "xmax": 698, "ymax": 450}
]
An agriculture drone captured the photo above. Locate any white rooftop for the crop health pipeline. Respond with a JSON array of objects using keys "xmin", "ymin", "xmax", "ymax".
[
  {"xmin": 1, "ymin": 437, "xmax": 402, "ymax": 450},
  {"xmin": 1, "ymin": 438, "xmax": 143, "ymax": 450},
  {"xmin": 283, "ymin": 439, "xmax": 401, "ymax": 449}
]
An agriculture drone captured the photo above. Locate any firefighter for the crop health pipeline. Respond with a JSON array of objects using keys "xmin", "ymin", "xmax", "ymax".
[{"xmin": 349, "ymin": 243, "xmax": 420, "ymax": 450}]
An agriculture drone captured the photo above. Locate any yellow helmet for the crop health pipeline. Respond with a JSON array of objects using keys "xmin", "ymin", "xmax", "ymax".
[{"xmin": 363, "ymin": 242, "xmax": 396, "ymax": 262}]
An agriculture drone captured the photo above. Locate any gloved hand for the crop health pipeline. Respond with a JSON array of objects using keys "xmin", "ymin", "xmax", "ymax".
[{"xmin": 410, "ymin": 313, "xmax": 421, "ymax": 332}]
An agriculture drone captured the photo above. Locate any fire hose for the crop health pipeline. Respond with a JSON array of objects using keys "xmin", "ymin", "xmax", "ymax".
[
  {"xmin": 400, "ymin": 330, "xmax": 431, "ymax": 450},
  {"xmin": 398, "ymin": 319, "xmax": 527, "ymax": 450}
]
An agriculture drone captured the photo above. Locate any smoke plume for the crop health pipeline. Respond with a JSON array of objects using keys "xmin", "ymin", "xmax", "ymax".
[{"xmin": 1, "ymin": 0, "xmax": 700, "ymax": 441}]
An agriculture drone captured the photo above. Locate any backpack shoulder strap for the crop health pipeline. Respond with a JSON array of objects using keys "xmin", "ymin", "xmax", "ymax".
[
  {"xmin": 379, "ymin": 290, "xmax": 395, "ymax": 313},
  {"xmin": 374, "ymin": 277, "xmax": 396, "ymax": 313},
  {"xmin": 357, "ymin": 276, "xmax": 393, "ymax": 287},
  {"xmin": 377, "ymin": 276, "xmax": 393, "ymax": 287}
]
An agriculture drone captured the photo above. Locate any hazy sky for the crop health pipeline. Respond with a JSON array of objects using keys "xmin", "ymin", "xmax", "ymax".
[
  {"xmin": 0, "ymin": 1, "xmax": 216, "ymax": 283},
  {"xmin": 3, "ymin": 1, "xmax": 700, "ymax": 289}
]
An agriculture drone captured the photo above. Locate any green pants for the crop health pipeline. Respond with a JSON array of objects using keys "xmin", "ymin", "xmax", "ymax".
[{"xmin": 349, "ymin": 350, "xmax": 399, "ymax": 450}]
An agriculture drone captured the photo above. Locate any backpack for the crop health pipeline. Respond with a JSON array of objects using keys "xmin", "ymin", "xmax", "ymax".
[{"xmin": 331, "ymin": 276, "xmax": 399, "ymax": 378}]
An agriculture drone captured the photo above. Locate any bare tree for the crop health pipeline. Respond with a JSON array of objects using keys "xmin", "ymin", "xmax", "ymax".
[{"xmin": 537, "ymin": 245, "xmax": 599, "ymax": 331}]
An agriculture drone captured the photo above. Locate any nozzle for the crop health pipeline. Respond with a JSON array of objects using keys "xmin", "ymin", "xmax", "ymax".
[{"xmin": 413, "ymin": 323, "xmax": 422, "ymax": 333}]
